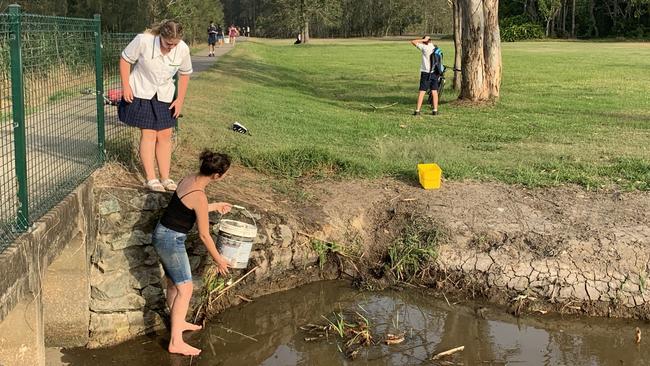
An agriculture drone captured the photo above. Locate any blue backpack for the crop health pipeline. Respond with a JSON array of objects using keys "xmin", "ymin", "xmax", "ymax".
[{"xmin": 429, "ymin": 46, "xmax": 445, "ymax": 75}]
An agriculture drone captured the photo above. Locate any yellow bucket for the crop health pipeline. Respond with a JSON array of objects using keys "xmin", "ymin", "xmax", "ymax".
[{"xmin": 417, "ymin": 163, "xmax": 442, "ymax": 190}]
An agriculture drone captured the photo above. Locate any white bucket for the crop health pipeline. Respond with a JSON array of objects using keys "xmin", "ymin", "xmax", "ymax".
[{"xmin": 215, "ymin": 206, "xmax": 257, "ymax": 269}]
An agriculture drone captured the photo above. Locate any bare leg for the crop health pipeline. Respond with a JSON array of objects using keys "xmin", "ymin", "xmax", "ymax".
[
  {"xmin": 416, "ymin": 91, "xmax": 426, "ymax": 112},
  {"xmin": 166, "ymin": 278, "xmax": 177, "ymax": 309},
  {"xmin": 168, "ymin": 282, "xmax": 202, "ymax": 356},
  {"xmin": 431, "ymin": 90, "xmax": 439, "ymax": 111},
  {"xmin": 140, "ymin": 129, "xmax": 157, "ymax": 181},
  {"xmin": 156, "ymin": 128, "xmax": 173, "ymax": 181}
]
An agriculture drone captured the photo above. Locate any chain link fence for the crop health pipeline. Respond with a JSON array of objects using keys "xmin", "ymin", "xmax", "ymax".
[{"xmin": 0, "ymin": 6, "xmax": 137, "ymax": 251}]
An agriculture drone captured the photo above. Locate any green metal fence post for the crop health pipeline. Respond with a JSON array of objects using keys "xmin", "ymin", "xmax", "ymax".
[
  {"xmin": 8, "ymin": 4, "xmax": 28, "ymax": 231},
  {"xmin": 94, "ymin": 14, "xmax": 105, "ymax": 163}
]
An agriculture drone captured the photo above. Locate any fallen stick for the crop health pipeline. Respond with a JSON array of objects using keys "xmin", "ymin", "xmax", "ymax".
[
  {"xmin": 370, "ymin": 102, "xmax": 398, "ymax": 110},
  {"xmin": 220, "ymin": 325, "xmax": 258, "ymax": 342},
  {"xmin": 236, "ymin": 294, "xmax": 253, "ymax": 302},
  {"xmin": 209, "ymin": 266, "xmax": 258, "ymax": 304},
  {"xmin": 431, "ymin": 345, "xmax": 465, "ymax": 360}
]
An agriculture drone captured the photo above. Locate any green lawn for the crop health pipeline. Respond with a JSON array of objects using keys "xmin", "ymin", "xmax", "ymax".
[{"xmin": 181, "ymin": 39, "xmax": 650, "ymax": 190}]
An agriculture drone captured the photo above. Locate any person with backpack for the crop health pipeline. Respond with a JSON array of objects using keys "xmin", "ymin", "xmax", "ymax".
[
  {"xmin": 411, "ymin": 35, "xmax": 441, "ymax": 116},
  {"xmin": 207, "ymin": 21, "xmax": 218, "ymax": 56}
]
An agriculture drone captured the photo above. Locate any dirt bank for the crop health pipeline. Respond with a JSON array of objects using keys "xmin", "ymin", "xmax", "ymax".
[{"xmin": 203, "ymin": 165, "xmax": 650, "ymax": 319}]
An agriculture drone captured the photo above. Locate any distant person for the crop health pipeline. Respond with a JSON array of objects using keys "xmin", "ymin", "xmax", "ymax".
[
  {"xmin": 152, "ymin": 149, "xmax": 233, "ymax": 356},
  {"xmin": 294, "ymin": 33, "xmax": 302, "ymax": 45},
  {"xmin": 119, "ymin": 20, "xmax": 192, "ymax": 192},
  {"xmin": 411, "ymin": 35, "xmax": 439, "ymax": 116},
  {"xmin": 228, "ymin": 24, "xmax": 239, "ymax": 46},
  {"xmin": 216, "ymin": 24, "xmax": 224, "ymax": 47},
  {"xmin": 207, "ymin": 21, "xmax": 218, "ymax": 56}
]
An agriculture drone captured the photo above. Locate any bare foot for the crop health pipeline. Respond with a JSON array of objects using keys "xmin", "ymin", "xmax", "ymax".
[
  {"xmin": 168, "ymin": 340, "xmax": 201, "ymax": 356},
  {"xmin": 182, "ymin": 321, "xmax": 203, "ymax": 332}
]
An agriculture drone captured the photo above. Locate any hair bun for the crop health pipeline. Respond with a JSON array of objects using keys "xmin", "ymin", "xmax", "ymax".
[{"xmin": 200, "ymin": 149, "xmax": 215, "ymax": 161}]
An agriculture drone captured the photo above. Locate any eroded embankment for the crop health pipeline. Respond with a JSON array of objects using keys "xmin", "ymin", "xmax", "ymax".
[
  {"xmin": 305, "ymin": 179, "xmax": 650, "ymax": 319},
  {"xmin": 203, "ymin": 167, "xmax": 650, "ymax": 319}
]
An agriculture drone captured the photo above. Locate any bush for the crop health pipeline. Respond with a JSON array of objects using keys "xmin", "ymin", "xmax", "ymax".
[{"xmin": 501, "ymin": 22, "xmax": 545, "ymax": 42}]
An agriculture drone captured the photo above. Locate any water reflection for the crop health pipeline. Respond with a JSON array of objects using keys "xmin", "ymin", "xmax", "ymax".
[{"xmin": 56, "ymin": 281, "xmax": 650, "ymax": 366}]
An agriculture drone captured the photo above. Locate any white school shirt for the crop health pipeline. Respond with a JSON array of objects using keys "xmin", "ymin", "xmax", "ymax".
[
  {"xmin": 416, "ymin": 43, "xmax": 435, "ymax": 73},
  {"xmin": 121, "ymin": 33, "xmax": 193, "ymax": 103}
]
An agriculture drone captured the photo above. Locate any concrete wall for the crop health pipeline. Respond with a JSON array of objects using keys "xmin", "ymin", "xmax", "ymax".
[{"xmin": 0, "ymin": 177, "xmax": 95, "ymax": 366}]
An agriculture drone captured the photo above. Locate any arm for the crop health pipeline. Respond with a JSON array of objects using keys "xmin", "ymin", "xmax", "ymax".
[
  {"xmin": 410, "ymin": 36, "xmax": 430, "ymax": 47},
  {"xmin": 170, "ymin": 73, "xmax": 190, "ymax": 118},
  {"xmin": 195, "ymin": 196, "xmax": 231, "ymax": 275},
  {"xmin": 119, "ymin": 58, "xmax": 133, "ymax": 102}
]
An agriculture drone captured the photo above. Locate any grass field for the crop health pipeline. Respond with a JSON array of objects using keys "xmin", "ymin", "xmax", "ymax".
[{"xmin": 181, "ymin": 39, "xmax": 650, "ymax": 190}]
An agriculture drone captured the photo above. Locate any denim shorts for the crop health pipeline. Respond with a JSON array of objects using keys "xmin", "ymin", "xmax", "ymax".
[{"xmin": 152, "ymin": 223, "xmax": 192, "ymax": 285}]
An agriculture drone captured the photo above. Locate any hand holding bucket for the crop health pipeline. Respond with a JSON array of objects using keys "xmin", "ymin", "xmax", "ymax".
[{"xmin": 214, "ymin": 205, "xmax": 257, "ymax": 269}]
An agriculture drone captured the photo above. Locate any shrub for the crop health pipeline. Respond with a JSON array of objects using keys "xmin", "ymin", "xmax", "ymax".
[
  {"xmin": 501, "ymin": 22, "xmax": 545, "ymax": 42},
  {"xmin": 500, "ymin": 16, "xmax": 545, "ymax": 42}
]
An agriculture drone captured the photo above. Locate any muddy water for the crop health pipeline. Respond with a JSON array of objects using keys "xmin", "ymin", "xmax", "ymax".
[{"xmin": 54, "ymin": 281, "xmax": 649, "ymax": 365}]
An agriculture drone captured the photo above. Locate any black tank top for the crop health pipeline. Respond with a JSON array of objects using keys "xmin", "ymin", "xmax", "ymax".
[{"xmin": 159, "ymin": 190, "xmax": 203, "ymax": 233}]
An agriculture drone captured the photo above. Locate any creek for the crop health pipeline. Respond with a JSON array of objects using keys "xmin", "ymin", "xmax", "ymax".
[{"xmin": 52, "ymin": 281, "xmax": 649, "ymax": 365}]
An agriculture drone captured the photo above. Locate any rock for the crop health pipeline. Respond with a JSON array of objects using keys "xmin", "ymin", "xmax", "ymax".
[
  {"xmin": 92, "ymin": 271, "xmax": 135, "ymax": 299},
  {"xmin": 107, "ymin": 230, "xmax": 152, "ymax": 250},
  {"xmin": 474, "ymin": 254, "xmax": 492, "ymax": 272},
  {"xmin": 130, "ymin": 265, "xmax": 165, "ymax": 289},
  {"xmin": 90, "ymin": 293, "xmax": 146, "ymax": 312},
  {"xmin": 99, "ymin": 199, "xmax": 121, "ymax": 215},
  {"xmin": 270, "ymin": 245, "xmax": 293, "ymax": 270},
  {"xmin": 88, "ymin": 312, "xmax": 130, "ymax": 344},
  {"xmin": 189, "ymin": 255, "xmax": 202, "ymax": 272},
  {"xmin": 127, "ymin": 310, "xmax": 165, "ymax": 335},
  {"xmin": 274, "ymin": 225, "xmax": 293, "ymax": 248},
  {"xmin": 130, "ymin": 193, "xmax": 169, "ymax": 211},
  {"xmin": 100, "ymin": 211, "xmax": 157, "ymax": 234},
  {"xmin": 141, "ymin": 285, "xmax": 164, "ymax": 303},
  {"xmin": 96, "ymin": 246, "xmax": 150, "ymax": 272}
]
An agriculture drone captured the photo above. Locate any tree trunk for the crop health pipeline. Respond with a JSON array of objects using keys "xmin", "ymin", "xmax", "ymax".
[
  {"xmin": 304, "ymin": 19, "xmax": 310, "ymax": 43},
  {"xmin": 571, "ymin": 0, "xmax": 576, "ymax": 38},
  {"xmin": 588, "ymin": 0, "xmax": 598, "ymax": 37},
  {"xmin": 453, "ymin": 0, "xmax": 462, "ymax": 91},
  {"xmin": 562, "ymin": 0, "xmax": 567, "ymax": 36},
  {"xmin": 483, "ymin": 0, "xmax": 501, "ymax": 98},
  {"xmin": 459, "ymin": 0, "xmax": 501, "ymax": 102},
  {"xmin": 460, "ymin": 0, "xmax": 488, "ymax": 101}
]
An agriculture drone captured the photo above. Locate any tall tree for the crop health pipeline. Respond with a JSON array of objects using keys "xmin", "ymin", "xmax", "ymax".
[
  {"xmin": 452, "ymin": 0, "xmax": 462, "ymax": 90},
  {"xmin": 459, "ymin": 0, "xmax": 502, "ymax": 101}
]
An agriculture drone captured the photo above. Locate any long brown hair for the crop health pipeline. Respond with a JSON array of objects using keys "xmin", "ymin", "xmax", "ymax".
[{"xmin": 146, "ymin": 20, "xmax": 183, "ymax": 40}]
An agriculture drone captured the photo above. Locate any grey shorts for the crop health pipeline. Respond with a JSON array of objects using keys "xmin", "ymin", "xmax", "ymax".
[{"xmin": 152, "ymin": 223, "xmax": 192, "ymax": 285}]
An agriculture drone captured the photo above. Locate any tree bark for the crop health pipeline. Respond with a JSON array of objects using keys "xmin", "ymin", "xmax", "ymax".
[
  {"xmin": 460, "ymin": 0, "xmax": 488, "ymax": 101},
  {"xmin": 304, "ymin": 18, "xmax": 310, "ymax": 43},
  {"xmin": 453, "ymin": 0, "xmax": 462, "ymax": 91},
  {"xmin": 571, "ymin": 0, "xmax": 576, "ymax": 38},
  {"xmin": 588, "ymin": 0, "xmax": 599, "ymax": 37},
  {"xmin": 483, "ymin": 0, "xmax": 501, "ymax": 98},
  {"xmin": 459, "ymin": 0, "xmax": 501, "ymax": 102}
]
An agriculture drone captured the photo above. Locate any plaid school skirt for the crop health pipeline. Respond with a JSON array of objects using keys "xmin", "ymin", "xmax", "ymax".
[{"xmin": 118, "ymin": 94, "xmax": 177, "ymax": 131}]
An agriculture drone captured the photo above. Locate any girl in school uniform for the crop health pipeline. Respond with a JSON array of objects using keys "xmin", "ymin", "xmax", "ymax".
[{"xmin": 119, "ymin": 20, "xmax": 192, "ymax": 192}]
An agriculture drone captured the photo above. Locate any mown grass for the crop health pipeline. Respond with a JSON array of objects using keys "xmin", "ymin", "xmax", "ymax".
[{"xmin": 181, "ymin": 39, "xmax": 650, "ymax": 190}]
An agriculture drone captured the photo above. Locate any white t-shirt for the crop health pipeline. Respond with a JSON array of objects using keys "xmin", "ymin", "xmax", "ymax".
[
  {"xmin": 121, "ymin": 33, "xmax": 193, "ymax": 103},
  {"xmin": 416, "ymin": 43, "xmax": 435, "ymax": 73}
]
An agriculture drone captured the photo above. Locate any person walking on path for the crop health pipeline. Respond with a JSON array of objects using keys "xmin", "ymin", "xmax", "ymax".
[
  {"xmin": 119, "ymin": 20, "xmax": 193, "ymax": 192},
  {"xmin": 411, "ymin": 35, "xmax": 439, "ymax": 116},
  {"xmin": 228, "ymin": 24, "xmax": 239, "ymax": 46},
  {"xmin": 207, "ymin": 21, "xmax": 218, "ymax": 56},
  {"xmin": 152, "ymin": 150, "xmax": 233, "ymax": 356},
  {"xmin": 216, "ymin": 24, "xmax": 224, "ymax": 47}
]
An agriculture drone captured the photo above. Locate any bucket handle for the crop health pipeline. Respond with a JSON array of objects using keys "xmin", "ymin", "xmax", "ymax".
[{"xmin": 222, "ymin": 204, "xmax": 257, "ymax": 229}]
